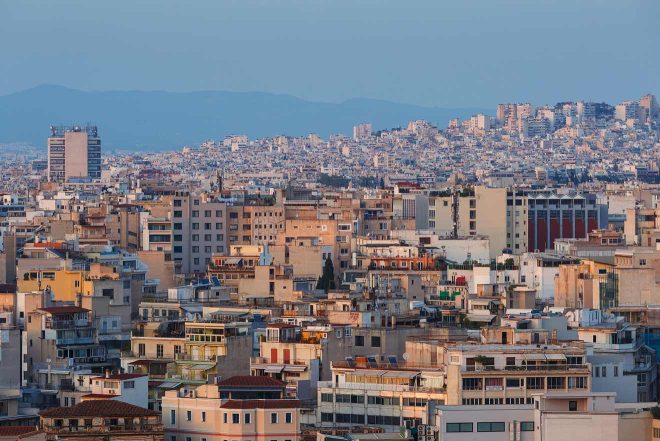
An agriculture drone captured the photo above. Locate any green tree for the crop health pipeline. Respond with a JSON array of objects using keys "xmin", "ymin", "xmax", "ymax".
[{"xmin": 316, "ymin": 256, "xmax": 336, "ymax": 292}]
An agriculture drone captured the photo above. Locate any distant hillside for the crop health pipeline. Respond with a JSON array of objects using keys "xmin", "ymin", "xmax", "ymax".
[{"xmin": 0, "ymin": 85, "xmax": 489, "ymax": 151}]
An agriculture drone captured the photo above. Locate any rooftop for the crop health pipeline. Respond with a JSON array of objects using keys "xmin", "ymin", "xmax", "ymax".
[
  {"xmin": 217, "ymin": 376, "xmax": 287, "ymax": 388},
  {"xmin": 220, "ymin": 399, "xmax": 300, "ymax": 409},
  {"xmin": 40, "ymin": 400, "xmax": 159, "ymax": 418}
]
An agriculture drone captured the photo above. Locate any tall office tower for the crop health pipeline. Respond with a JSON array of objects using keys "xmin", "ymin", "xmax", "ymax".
[{"xmin": 47, "ymin": 125, "xmax": 101, "ymax": 182}]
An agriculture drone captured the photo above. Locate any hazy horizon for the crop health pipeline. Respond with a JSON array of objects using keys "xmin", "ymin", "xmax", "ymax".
[{"xmin": 1, "ymin": 0, "xmax": 658, "ymax": 108}]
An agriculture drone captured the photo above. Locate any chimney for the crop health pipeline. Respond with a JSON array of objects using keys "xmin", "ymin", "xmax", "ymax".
[{"xmin": 105, "ymin": 369, "xmax": 111, "ymax": 379}]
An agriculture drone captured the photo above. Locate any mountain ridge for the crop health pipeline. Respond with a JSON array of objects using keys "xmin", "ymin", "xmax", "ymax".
[{"xmin": 0, "ymin": 85, "xmax": 490, "ymax": 151}]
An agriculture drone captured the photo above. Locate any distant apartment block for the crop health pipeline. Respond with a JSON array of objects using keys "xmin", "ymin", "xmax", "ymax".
[{"xmin": 47, "ymin": 125, "xmax": 101, "ymax": 182}]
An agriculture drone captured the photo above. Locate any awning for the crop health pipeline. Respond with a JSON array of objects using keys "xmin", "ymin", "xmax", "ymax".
[
  {"xmin": 283, "ymin": 365, "xmax": 307, "ymax": 372},
  {"xmin": 264, "ymin": 365, "xmax": 285, "ymax": 373},
  {"xmin": 188, "ymin": 364, "xmax": 212, "ymax": 371},
  {"xmin": 156, "ymin": 381, "xmax": 182, "ymax": 389},
  {"xmin": 523, "ymin": 354, "xmax": 547, "ymax": 361},
  {"xmin": 223, "ymin": 258, "xmax": 242, "ymax": 265},
  {"xmin": 466, "ymin": 313, "xmax": 495, "ymax": 323},
  {"xmin": 545, "ymin": 354, "xmax": 567, "ymax": 361},
  {"xmin": 181, "ymin": 305, "xmax": 203, "ymax": 313},
  {"xmin": 130, "ymin": 359, "xmax": 168, "ymax": 366},
  {"xmin": 381, "ymin": 371, "xmax": 419, "ymax": 379}
]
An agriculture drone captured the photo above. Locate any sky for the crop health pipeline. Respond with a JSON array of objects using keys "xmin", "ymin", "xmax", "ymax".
[{"xmin": 0, "ymin": 0, "xmax": 658, "ymax": 108}]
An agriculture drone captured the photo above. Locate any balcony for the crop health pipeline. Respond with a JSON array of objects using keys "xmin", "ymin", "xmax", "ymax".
[
  {"xmin": 463, "ymin": 363, "xmax": 589, "ymax": 373},
  {"xmin": 250, "ymin": 357, "xmax": 310, "ymax": 375},
  {"xmin": 46, "ymin": 319, "xmax": 91, "ymax": 329}
]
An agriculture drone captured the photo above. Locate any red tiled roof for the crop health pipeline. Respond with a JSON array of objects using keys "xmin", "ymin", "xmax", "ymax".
[
  {"xmin": 40, "ymin": 400, "xmax": 158, "ymax": 418},
  {"xmin": 217, "ymin": 376, "xmax": 286, "ymax": 388},
  {"xmin": 0, "ymin": 426, "xmax": 39, "ymax": 436},
  {"xmin": 92, "ymin": 373, "xmax": 146, "ymax": 381},
  {"xmin": 38, "ymin": 306, "xmax": 90, "ymax": 314},
  {"xmin": 220, "ymin": 399, "xmax": 300, "ymax": 409}
]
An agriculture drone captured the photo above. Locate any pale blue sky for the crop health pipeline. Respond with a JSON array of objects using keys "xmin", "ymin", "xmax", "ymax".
[{"xmin": 1, "ymin": 0, "xmax": 657, "ymax": 107}]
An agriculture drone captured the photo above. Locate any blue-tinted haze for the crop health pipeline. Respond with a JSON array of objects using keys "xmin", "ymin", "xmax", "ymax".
[{"xmin": 0, "ymin": 0, "xmax": 657, "ymax": 107}]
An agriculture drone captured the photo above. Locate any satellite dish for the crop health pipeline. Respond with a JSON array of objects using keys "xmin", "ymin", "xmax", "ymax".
[{"xmin": 402, "ymin": 352, "xmax": 409, "ymax": 361}]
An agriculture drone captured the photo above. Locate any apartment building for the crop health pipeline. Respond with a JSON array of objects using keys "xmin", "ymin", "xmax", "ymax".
[
  {"xmin": 83, "ymin": 372, "xmax": 149, "ymax": 408},
  {"xmin": 577, "ymin": 322, "xmax": 657, "ymax": 402},
  {"xmin": 25, "ymin": 306, "xmax": 110, "ymax": 408},
  {"xmin": 47, "ymin": 125, "xmax": 101, "ymax": 183},
  {"xmin": 435, "ymin": 391, "xmax": 655, "ymax": 441},
  {"xmin": 162, "ymin": 376, "xmax": 300, "ymax": 441},
  {"xmin": 171, "ymin": 192, "xmax": 228, "ymax": 275},
  {"xmin": 39, "ymin": 400, "xmax": 163, "ymax": 440},
  {"xmin": 316, "ymin": 361, "xmax": 446, "ymax": 430},
  {"xmin": 430, "ymin": 187, "xmax": 508, "ymax": 258},
  {"xmin": 444, "ymin": 343, "xmax": 591, "ymax": 406},
  {"xmin": 250, "ymin": 323, "xmax": 322, "ymax": 400}
]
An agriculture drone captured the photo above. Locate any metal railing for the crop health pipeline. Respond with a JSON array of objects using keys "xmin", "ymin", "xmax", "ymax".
[{"xmin": 463, "ymin": 363, "xmax": 589, "ymax": 372}]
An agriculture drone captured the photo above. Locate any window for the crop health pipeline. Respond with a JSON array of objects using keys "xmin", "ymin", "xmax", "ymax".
[
  {"xmin": 232, "ymin": 413, "xmax": 239, "ymax": 424},
  {"xmin": 321, "ymin": 393, "xmax": 333, "ymax": 402},
  {"xmin": 245, "ymin": 413, "xmax": 251, "ymax": 424},
  {"xmin": 186, "ymin": 411, "xmax": 192, "ymax": 421},
  {"xmin": 350, "ymin": 395, "xmax": 364, "ymax": 404},
  {"xmin": 477, "ymin": 422, "xmax": 505, "ymax": 432},
  {"xmin": 156, "ymin": 344, "xmax": 164, "ymax": 358},
  {"xmin": 355, "ymin": 335, "xmax": 364, "ymax": 346},
  {"xmin": 462, "ymin": 378, "xmax": 482, "ymax": 390},
  {"xmin": 170, "ymin": 409, "xmax": 176, "ymax": 425},
  {"xmin": 285, "ymin": 412, "xmax": 292, "ymax": 423},
  {"xmin": 223, "ymin": 413, "xmax": 227, "ymax": 424},
  {"xmin": 192, "ymin": 210, "xmax": 199, "ymax": 217},
  {"xmin": 446, "ymin": 423, "xmax": 473, "ymax": 433},
  {"xmin": 124, "ymin": 381, "xmax": 135, "ymax": 389},
  {"xmin": 521, "ymin": 421, "xmax": 534, "ymax": 431},
  {"xmin": 547, "ymin": 377, "xmax": 564, "ymax": 389},
  {"xmin": 506, "ymin": 378, "xmax": 522, "ymax": 388},
  {"xmin": 526, "ymin": 377, "xmax": 544, "ymax": 389},
  {"xmin": 321, "ymin": 413, "xmax": 333, "ymax": 423},
  {"xmin": 568, "ymin": 377, "xmax": 587, "ymax": 389},
  {"xmin": 371, "ymin": 336, "xmax": 381, "ymax": 347},
  {"xmin": 602, "ymin": 366, "xmax": 607, "ymax": 377},
  {"xmin": 614, "ymin": 366, "xmax": 619, "ymax": 377},
  {"xmin": 271, "ymin": 413, "xmax": 278, "ymax": 424},
  {"xmin": 202, "ymin": 411, "xmax": 206, "ymax": 422},
  {"xmin": 569, "ymin": 400, "xmax": 578, "ymax": 411}
]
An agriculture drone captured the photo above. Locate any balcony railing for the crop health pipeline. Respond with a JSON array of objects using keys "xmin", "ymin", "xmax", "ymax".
[{"xmin": 463, "ymin": 363, "xmax": 589, "ymax": 373}]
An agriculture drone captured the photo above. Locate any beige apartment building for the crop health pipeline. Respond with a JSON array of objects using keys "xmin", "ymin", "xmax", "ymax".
[
  {"xmin": 430, "ymin": 187, "xmax": 517, "ymax": 257},
  {"xmin": 47, "ymin": 125, "xmax": 101, "ymax": 182},
  {"xmin": 316, "ymin": 361, "xmax": 446, "ymax": 430},
  {"xmin": 444, "ymin": 343, "xmax": 591, "ymax": 406},
  {"xmin": 162, "ymin": 382, "xmax": 301, "ymax": 441}
]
